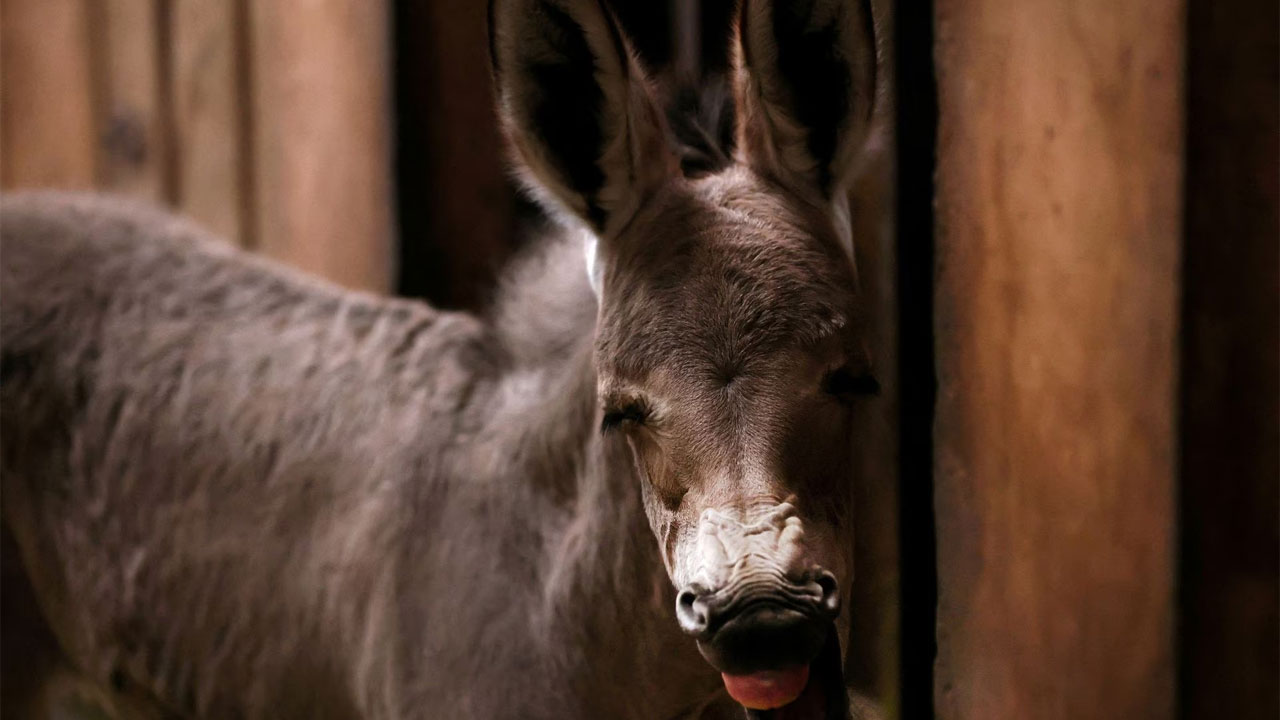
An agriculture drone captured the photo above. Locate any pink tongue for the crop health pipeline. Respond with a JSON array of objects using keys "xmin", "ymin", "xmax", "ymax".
[{"xmin": 721, "ymin": 666, "xmax": 810, "ymax": 710}]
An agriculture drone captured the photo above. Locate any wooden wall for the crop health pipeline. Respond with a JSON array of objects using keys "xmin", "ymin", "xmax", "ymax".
[
  {"xmin": 0, "ymin": 0, "xmax": 393, "ymax": 293},
  {"xmin": 927, "ymin": 0, "xmax": 1278, "ymax": 718},
  {"xmin": 932, "ymin": 0, "xmax": 1184, "ymax": 717},
  {"xmin": 393, "ymin": 0, "xmax": 520, "ymax": 309}
]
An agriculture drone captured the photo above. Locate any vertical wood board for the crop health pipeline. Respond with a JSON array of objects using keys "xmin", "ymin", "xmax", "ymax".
[
  {"xmin": 248, "ymin": 0, "xmax": 394, "ymax": 292},
  {"xmin": 94, "ymin": 0, "xmax": 168, "ymax": 202},
  {"xmin": 0, "ymin": 0, "xmax": 97, "ymax": 189},
  {"xmin": 393, "ymin": 0, "xmax": 516, "ymax": 308},
  {"xmin": 932, "ymin": 2, "xmax": 1183, "ymax": 717},
  {"xmin": 170, "ymin": 0, "xmax": 246, "ymax": 245}
]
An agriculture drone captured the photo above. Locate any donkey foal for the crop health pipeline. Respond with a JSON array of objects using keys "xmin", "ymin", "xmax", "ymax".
[{"xmin": 1, "ymin": 0, "xmax": 882, "ymax": 718}]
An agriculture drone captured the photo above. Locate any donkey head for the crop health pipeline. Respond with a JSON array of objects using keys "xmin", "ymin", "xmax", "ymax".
[{"xmin": 490, "ymin": 0, "xmax": 877, "ymax": 715}]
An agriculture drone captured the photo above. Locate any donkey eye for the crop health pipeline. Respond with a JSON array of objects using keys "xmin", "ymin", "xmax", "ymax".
[
  {"xmin": 823, "ymin": 367, "xmax": 880, "ymax": 402},
  {"xmin": 601, "ymin": 402, "xmax": 649, "ymax": 433}
]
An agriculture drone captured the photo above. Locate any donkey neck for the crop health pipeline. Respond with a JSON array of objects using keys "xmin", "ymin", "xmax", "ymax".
[
  {"xmin": 518, "ymin": 347, "xmax": 722, "ymax": 719},
  {"xmin": 467, "ymin": 232, "xmax": 722, "ymax": 717}
]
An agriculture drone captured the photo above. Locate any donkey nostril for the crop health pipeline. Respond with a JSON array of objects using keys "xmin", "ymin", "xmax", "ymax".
[
  {"xmin": 816, "ymin": 570, "xmax": 841, "ymax": 616},
  {"xmin": 676, "ymin": 588, "xmax": 710, "ymax": 636}
]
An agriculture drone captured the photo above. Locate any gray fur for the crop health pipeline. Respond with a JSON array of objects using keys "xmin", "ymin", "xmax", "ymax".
[
  {"xmin": 1, "ymin": 0, "xmax": 885, "ymax": 717},
  {"xmin": 1, "ymin": 193, "xmax": 722, "ymax": 719}
]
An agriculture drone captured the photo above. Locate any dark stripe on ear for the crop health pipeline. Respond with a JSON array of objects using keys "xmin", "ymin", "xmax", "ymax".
[
  {"xmin": 768, "ymin": 0, "xmax": 851, "ymax": 194},
  {"xmin": 523, "ymin": 2, "xmax": 607, "ymax": 226}
]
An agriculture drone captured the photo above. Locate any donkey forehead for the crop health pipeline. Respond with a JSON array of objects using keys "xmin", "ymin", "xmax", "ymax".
[{"xmin": 595, "ymin": 176, "xmax": 860, "ymax": 379}]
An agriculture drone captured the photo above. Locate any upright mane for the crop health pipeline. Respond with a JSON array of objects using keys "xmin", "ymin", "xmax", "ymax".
[{"xmin": 487, "ymin": 221, "xmax": 597, "ymax": 370}]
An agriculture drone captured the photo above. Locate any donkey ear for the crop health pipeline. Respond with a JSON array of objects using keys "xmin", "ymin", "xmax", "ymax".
[
  {"xmin": 489, "ymin": 0, "xmax": 677, "ymax": 235},
  {"xmin": 736, "ymin": 0, "xmax": 878, "ymax": 199}
]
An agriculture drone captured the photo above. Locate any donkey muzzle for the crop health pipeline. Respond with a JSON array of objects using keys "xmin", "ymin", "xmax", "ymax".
[{"xmin": 676, "ymin": 569, "xmax": 840, "ymax": 675}]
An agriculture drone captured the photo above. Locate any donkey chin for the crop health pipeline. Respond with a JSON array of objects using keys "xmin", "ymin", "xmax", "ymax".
[{"xmin": 672, "ymin": 502, "xmax": 849, "ymax": 719}]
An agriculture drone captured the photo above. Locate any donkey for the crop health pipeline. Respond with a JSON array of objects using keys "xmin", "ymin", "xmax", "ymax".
[{"xmin": 0, "ymin": 0, "xmax": 880, "ymax": 717}]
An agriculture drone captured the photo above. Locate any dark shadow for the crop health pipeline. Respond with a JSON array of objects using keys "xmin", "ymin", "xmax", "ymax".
[{"xmin": 893, "ymin": 0, "xmax": 938, "ymax": 717}]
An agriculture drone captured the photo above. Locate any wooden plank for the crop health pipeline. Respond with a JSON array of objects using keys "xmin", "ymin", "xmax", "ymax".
[
  {"xmin": 1179, "ymin": 0, "xmax": 1279, "ymax": 715},
  {"xmin": 932, "ymin": 2, "xmax": 1182, "ymax": 718},
  {"xmin": 94, "ymin": 0, "xmax": 167, "ymax": 202},
  {"xmin": 393, "ymin": 0, "xmax": 516, "ymax": 308},
  {"xmin": 170, "ymin": 0, "xmax": 246, "ymax": 245},
  {"xmin": 247, "ymin": 0, "xmax": 393, "ymax": 292},
  {"xmin": 0, "ymin": 0, "xmax": 97, "ymax": 189}
]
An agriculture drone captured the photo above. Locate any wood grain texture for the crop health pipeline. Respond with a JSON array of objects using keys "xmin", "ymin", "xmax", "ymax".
[
  {"xmin": 0, "ymin": 0, "xmax": 97, "ymax": 189},
  {"xmin": 93, "ymin": 0, "xmax": 167, "ymax": 202},
  {"xmin": 932, "ymin": 2, "xmax": 1183, "ymax": 718},
  {"xmin": 248, "ymin": 0, "xmax": 394, "ymax": 292},
  {"xmin": 171, "ymin": 0, "xmax": 246, "ymax": 245}
]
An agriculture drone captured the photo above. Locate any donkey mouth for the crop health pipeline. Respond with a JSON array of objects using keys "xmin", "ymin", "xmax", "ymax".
[
  {"xmin": 727, "ymin": 624, "xmax": 849, "ymax": 720},
  {"xmin": 723, "ymin": 665, "xmax": 810, "ymax": 709}
]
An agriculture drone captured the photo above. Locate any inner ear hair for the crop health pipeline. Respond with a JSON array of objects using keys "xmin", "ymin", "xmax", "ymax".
[
  {"xmin": 735, "ymin": 0, "xmax": 878, "ymax": 199},
  {"xmin": 489, "ymin": 0, "xmax": 677, "ymax": 235}
]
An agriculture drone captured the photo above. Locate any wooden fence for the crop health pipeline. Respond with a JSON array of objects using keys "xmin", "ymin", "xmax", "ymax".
[
  {"xmin": 922, "ymin": 0, "xmax": 1278, "ymax": 718},
  {"xmin": 1, "ymin": 0, "xmax": 394, "ymax": 292},
  {"xmin": 933, "ymin": 1, "xmax": 1182, "ymax": 715}
]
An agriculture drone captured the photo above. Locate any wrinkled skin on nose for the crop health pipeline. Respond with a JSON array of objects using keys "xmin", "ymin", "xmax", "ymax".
[
  {"xmin": 674, "ymin": 501, "xmax": 840, "ymax": 639},
  {"xmin": 661, "ymin": 499, "xmax": 849, "ymax": 717},
  {"xmin": 671, "ymin": 500, "xmax": 842, "ymax": 680}
]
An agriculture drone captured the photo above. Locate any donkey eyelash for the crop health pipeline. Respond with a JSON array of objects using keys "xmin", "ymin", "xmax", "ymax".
[
  {"xmin": 600, "ymin": 402, "xmax": 650, "ymax": 433},
  {"xmin": 823, "ymin": 367, "xmax": 881, "ymax": 401}
]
